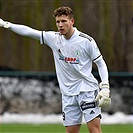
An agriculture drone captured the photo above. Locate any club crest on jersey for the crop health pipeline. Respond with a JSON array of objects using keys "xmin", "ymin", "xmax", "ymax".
[
  {"xmin": 58, "ymin": 49, "xmax": 79, "ymax": 64},
  {"xmin": 75, "ymin": 50, "xmax": 80, "ymax": 56}
]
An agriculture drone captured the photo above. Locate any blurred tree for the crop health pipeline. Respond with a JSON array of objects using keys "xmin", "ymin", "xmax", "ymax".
[{"xmin": 0, "ymin": 0, "xmax": 132, "ymax": 72}]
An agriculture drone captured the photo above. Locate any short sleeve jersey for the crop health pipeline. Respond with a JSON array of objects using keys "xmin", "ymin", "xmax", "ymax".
[{"xmin": 40, "ymin": 28, "xmax": 102, "ymax": 96}]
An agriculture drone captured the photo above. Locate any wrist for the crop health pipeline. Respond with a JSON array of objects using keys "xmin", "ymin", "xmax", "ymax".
[
  {"xmin": 99, "ymin": 82, "xmax": 109, "ymax": 89},
  {"xmin": 101, "ymin": 88, "xmax": 110, "ymax": 93},
  {"xmin": 3, "ymin": 21, "xmax": 11, "ymax": 28}
]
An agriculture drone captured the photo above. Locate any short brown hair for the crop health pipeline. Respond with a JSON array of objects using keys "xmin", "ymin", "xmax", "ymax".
[{"xmin": 53, "ymin": 6, "xmax": 74, "ymax": 19}]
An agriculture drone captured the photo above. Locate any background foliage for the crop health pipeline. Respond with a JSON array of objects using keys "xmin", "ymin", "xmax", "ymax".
[{"xmin": 0, "ymin": 0, "xmax": 133, "ymax": 71}]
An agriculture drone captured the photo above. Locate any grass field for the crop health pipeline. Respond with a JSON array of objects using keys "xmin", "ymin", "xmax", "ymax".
[{"xmin": 0, "ymin": 124, "xmax": 133, "ymax": 133}]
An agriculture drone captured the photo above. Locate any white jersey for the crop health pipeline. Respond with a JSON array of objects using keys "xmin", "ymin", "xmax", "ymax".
[{"xmin": 40, "ymin": 28, "xmax": 102, "ymax": 96}]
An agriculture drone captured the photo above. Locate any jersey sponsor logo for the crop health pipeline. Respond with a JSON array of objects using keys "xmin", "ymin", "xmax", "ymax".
[{"xmin": 58, "ymin": 49, "xmax": 79, "ymax": 64}]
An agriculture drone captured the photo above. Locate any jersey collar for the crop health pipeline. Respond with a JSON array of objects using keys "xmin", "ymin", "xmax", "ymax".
[{"xmin": 62, "ymin": 27, "xmax": 79, "ymax": 42}]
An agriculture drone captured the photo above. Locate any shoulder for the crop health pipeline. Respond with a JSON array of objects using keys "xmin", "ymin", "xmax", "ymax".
[
  {"xmin": 77, "ymin": 31, "xmax": 98, "ymax": 50},
  {"xmin": 43, "ymin": 31, "xmax": 60, "ymax": 36},
  {"xmin": 78, "ymin": 32, "xmax": 93, "ymax": 42},
  {"xmin": 42, "ymin": 31, "xmax": 61, "ymax": 41},
  {"xmin": 41, "ymin": 31, "xmax": 61, "ymax": 44}
]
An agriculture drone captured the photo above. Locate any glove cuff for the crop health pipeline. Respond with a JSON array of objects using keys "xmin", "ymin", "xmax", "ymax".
[
  {"xmin": 99, "ymin": 82, "xmax": 109, "ymax": 89},
  {"xmin": 3, "ymin": 22, "xmax": 11, "ymax": 28}
]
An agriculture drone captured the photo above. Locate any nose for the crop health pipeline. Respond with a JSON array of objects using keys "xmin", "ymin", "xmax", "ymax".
[{"xmin": 58, "ymin": 21, "xmax": 63, "ymax": 27}]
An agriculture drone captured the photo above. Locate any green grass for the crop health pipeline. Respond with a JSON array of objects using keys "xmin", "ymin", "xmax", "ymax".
[{"xmin": 0, "ymin": 124, "xmax": 133, "ymax": 133}]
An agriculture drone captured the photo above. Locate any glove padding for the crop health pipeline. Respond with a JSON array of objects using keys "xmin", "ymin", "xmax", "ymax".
[
  {"xmin": 95, "ymin": 82, "xmax": 111, "ymax": 107},
  {"xmin": 0, "ymin": 18, "xmax": 10, "ymax": 28}
]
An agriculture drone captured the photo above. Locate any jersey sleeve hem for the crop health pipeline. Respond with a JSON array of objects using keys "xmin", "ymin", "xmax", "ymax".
[
  {"xmin": 93, "ymin": 55, "xmax": 102, "ymax": 62},
  {"xmin": 40, "ymin": 31, "xmax": 45, "ymax": 44}
]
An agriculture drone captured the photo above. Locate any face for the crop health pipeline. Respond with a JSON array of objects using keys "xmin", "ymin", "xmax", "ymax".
[{"xmin": 55, "ymin": 15, "xmax": 74, "ymax": 39}]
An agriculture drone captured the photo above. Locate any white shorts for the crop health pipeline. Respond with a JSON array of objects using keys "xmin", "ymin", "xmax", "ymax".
[{"xmin": 62, "ymin": 91, "xmax": 101, "ymax": 126}]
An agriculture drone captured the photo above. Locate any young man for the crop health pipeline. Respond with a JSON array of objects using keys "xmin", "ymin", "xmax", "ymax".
[{"xmin": 0, "ymin": 6, "xmax": 111, "ymax": 133}]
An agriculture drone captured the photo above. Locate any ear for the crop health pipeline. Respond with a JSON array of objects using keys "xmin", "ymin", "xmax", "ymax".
[{"xmin": 71, "ymin": 18, "xmax": 75, "ymax": 25}]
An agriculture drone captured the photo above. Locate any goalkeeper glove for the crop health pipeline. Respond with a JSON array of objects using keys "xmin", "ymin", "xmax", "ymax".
[
  {"xmin": 95, "ymin": 82, "xmax": 111, "ymax": 107},
  {"xmin": 0, "ymin": 18, "xmax": 10, "ymax": 28}
]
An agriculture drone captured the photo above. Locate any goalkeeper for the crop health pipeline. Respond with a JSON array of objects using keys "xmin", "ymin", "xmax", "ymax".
[{"xmin": 0, "ymin": 6, "xmax": 111, "ymax": 133}]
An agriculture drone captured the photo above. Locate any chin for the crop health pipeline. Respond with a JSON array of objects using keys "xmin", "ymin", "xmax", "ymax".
[{"xmin": 60, "ymin": 33, "xmax": 65, "ymax": 35}]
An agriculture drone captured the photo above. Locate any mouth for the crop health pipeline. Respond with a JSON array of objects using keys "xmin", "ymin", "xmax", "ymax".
[{"xmin": 59, "ymin": 29, "xmax": 64, "ymax": 34}]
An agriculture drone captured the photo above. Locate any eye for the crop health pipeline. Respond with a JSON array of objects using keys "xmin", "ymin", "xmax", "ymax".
[
  {"xmin": 62, "ymin": 20, "xmax": 67, "ymax": 23},
  {"xmin": 56, "ymin": 20, "xmax": 60, "ymax": 23}
]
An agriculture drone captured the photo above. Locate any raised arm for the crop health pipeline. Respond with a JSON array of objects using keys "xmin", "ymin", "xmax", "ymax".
[{"xmin": 0, "ymin": 18, "xmax": 41, "ymax": 40}]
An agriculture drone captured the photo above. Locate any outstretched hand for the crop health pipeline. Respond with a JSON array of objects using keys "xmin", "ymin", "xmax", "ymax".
[
  {"xmin": 0, "ymin": 18, "xmax": 5, "ymax": 27},
  {"xmin": 0, "ymin": 18, "xmax": 10, "ymax": 28}
]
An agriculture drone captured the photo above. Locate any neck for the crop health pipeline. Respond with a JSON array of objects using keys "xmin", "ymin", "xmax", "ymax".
[{"xmin": 64, "ymin": 27, "xmax": 75, "ymax": 40}]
